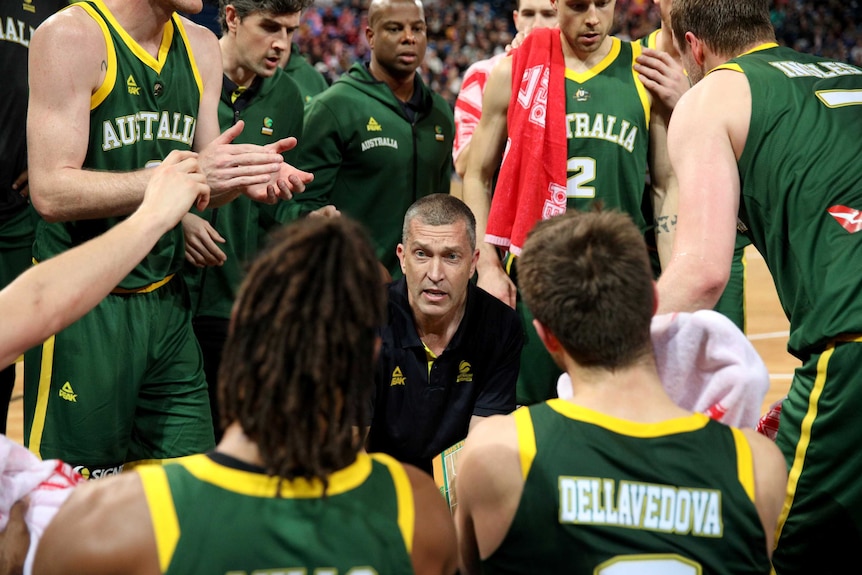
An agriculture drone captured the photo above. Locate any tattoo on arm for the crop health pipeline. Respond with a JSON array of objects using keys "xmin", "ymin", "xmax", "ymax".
[{"xmin": 655, "ymin": 214, "xmax": 678, "ymax": 234}]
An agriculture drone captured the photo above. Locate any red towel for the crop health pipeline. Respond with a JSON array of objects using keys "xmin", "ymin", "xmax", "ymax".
[{"xmin": 486, "ymin": 27, "xmax": 568, "ymax": 255}]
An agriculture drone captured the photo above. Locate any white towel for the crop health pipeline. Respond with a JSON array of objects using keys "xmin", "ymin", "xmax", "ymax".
[
  {"xmin": 557, "ymin": 310, "xmax": 770, "ymax": 428},
  {"xmin": 0, "ymin": 435, "xmax": 82, "ymax": 575}
]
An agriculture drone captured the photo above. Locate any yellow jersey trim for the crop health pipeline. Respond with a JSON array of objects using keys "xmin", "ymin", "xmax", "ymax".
[
  {"xmin": 629, "ymin": 41, "xmax": 651, "ymax": 129},
  {"xmin": 111, "ymin": 274, "xmax": 175, "ymax": 294},
  {"xmin": 372, "ymin": 453, "xmax": 415, "ymax": 554},
  {"xmin": 712, "ymin": 43, "xmax": 780, "ymax": 75},
  {"xmin": 513, "ymin": 407, "xmax": 537, "ymax": 480},
  {"xmin": 775, "ymin": 342, "xmax": 838, "ymax": 541},
  {"xmin": 27, "ymin": 334, "xmax": 56, "ymax": 458},
  {"xmin": 91, "ymin": 0, "xmax": 172, "ymax": 73},
  {"xmin": 565, "ymin": 37, "xmax": 622, "ymax": 84},
  {"xmin": 77, "ymin": 2, "xmax": 117, "ymax": 110},
  {"xmin": 547, "ymin": 398, "xmax": 710, "ymax": 437},
  {"xmin": 172, "ymin": 14, "xmax": 204, "ymax": 102},
  {"xmin": 177, "ymin": 452, "xmax": 373, "ymax": 498},
  {"xmin": 138, "ymin": 465, "xmax": 180, "ymax": 573},
  {"xmin": 731, "ymin": 427, "xmax": 755, "ymax": 502}
]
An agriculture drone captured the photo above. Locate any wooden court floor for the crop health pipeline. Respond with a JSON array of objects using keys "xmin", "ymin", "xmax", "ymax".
[{"xmin": 4, "ymin": 245, "xmax": 796, "ymax": 446}]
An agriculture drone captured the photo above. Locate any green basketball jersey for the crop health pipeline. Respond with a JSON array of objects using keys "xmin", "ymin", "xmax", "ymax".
[
  {"xmin": 33, "ymin": 0, "xmax": 201, "ymax": 289},
  {"xmin": 482, "ymin": 400, "xmax": 769, "ymax": 575},
  {"xmin": 138, "ymin": 452, "xmax": 415, "ymax": 575},
  {"xmin": 721, "ymin": 44, "xmax": 862, "ymax": 356},
  {"xmin": 564, "ymin": 38, "xmax": 650, "ymax": 231}
]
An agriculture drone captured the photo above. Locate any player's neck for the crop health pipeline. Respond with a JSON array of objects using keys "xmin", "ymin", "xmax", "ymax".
[
  {"xmin": 562, "ymin": 358, "xmax": 690, "ymax": 423},
  {"xmin": 656, "ymin": 27, "xmax": 680, "ymax": 61},
  {"xmin": 216, "ymin": 422, "xmax": 266, "ymax": 467},
  {"xmin": 369, "ymin": 61, "xmax": 416, "ymax": 102},
  {"xmin": 102, "ymin": 0, "xmax": 173, "ymax": 54},
  {"xmin": 220, "ymin": 39, "xmax": 258, "ymax": 88},
  {"xmin": 561, "ymin": 31, "xmax": 614, "ymax": 72}
]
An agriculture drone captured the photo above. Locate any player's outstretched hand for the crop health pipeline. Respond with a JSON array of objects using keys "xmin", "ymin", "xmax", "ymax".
[
  {"xmin": 199, "ymin": 120, "xmax": 285, "ymax": 201},
  {"xmin": 138, "ymin": 150, "xmax": 209, "ymax": 233}
]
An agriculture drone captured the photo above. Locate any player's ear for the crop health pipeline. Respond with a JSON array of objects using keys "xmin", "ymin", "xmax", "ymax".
[{"xmin": 533, "ymin": 319, "xmax": 561, "ymax": 354}]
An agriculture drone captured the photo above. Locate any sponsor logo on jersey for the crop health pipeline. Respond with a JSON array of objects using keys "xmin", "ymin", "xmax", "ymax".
[
  {"xmin": 101, "ymin": 111, "xmax": 197, "ymax": 151},
  {"xmin": 59, "ymin": 381, "xmax": 77, "ymax": 402},
  {"xmin": 828, "ymin": 205, "xmax": 862, "ymax": 233},
  {"xmin": 456, "ymin": 360, "xmax": 473, "ymax": 383},
  {"xmin": 360, "ymin": 136, "xmax": 398, "ymax": 152},
  {"xmin": 127, "ymin": 75, "xmax": 142, "ymax": 96},
  {"xmin": 366, "ymin": 117, "xmax": 382, "ymax": 131},
  {"xmin": 23, "ymin": 0, "xmax": 35, "ymax": 14},
  {"xmin": 558, "ymin": 476, "xmax": 723, "ymax": 537},
  {"xmin": 73, "ymin": 464, "xmax": 123, "ymax": 480},
  {"xmin": 565, "ymin": 113, "xmax": 639, "ymax": 153},
  {"xmin": 390, "ymin": 366, "xmax": 406, "ymax": 386}
]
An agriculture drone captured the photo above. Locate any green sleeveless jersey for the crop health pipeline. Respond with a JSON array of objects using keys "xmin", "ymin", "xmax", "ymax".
[
  {"xmin": 720, "ymin": 44, "xmax": 862, "ymax": 355},
  {"xmin": 564, "ymin": 38, "xmax": 650, "ymax": 231},
  {"xmin": 482, "ymin": 400, "xmax": 769, "ymax": 575},
  {"xmin": 138, "ymin": 452, "xmax": 415, "ymax": 575},
  {"xmin": 33, "ymin": 0, "xmax": 201, "ymax": 289}
]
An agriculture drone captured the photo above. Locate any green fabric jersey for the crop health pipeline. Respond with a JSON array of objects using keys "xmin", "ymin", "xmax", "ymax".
[
  {"xmin": 284, "ymin": 43, "xmax": 329, "ymax": 105},
  {"xmin": 288, "ymin": 62, "xmax": 454, "ymax": 277},
  {"xmin": 185, "ymin": 69, "xmax": 304, "ymax": 318},
  {"xmin": 138, "ymin": 452, "xmax": 415, "ymax": 575},
  {"xmin": 564, "ymin": 38, "xmax": 650, "ymax": 232},
  {"xmin": 483, "ymin": 400, "xmax": 769, "ymax": 575},
  {"xmin": 723, "ymin": 44, "xmax": 862, "ymax": 355},
  {"xmin": 33, "ymin": 0, "xmax": 200, "ymax": 289}
]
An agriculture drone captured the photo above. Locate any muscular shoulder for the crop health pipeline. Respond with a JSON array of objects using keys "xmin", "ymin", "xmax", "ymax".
[
  {"xmin": 33, "ymin": 472, "xmax": 159, "ymax": 575},
  {"xmin": 176, "ymin": 15, "xmax": 220, "ymax": 74}
]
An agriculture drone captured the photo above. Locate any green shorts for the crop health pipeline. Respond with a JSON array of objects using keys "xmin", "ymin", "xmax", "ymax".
[
  {"xmin": 713, "ymin": 234, "xmax": 750, "ymax": 332},
  {"xmin": 0, "ymin": 205, "xmax": 37, "ymax": 289},
  {"xmin": 771, "ymin": 336, "xmax": 862, "ymax": 573},
  {"xmin": 23, "ymin": 275, "xmax": 214, "ymax": 475}
]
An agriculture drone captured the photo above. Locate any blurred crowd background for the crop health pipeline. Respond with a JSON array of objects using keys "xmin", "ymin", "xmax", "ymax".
[{"xmin": 194, "ymin": 0, "xmax": 862, "ymax": 108}]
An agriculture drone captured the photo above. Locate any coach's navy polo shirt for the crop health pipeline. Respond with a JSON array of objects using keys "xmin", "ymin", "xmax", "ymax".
[{"xmin": 368, "ymin": 277, "xmax": 524, "ymax": 474}]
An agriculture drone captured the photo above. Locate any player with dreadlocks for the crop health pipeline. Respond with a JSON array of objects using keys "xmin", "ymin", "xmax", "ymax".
[{"xmin": 31, "ymin": 217, "xmax": 459, "ymax": 575}]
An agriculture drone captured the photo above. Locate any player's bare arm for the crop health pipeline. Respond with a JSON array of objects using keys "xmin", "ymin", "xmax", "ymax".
[
  {"xmin": 646, "ymin": 103, "xmax": 678, "ymax": 269},
  {"xmin": 406, "ymin": 465, "xmax": 459, "ymax": 575},
  {"xmin": 741, "ymin": 428, "xmax": 789, "ymax": 557},
  {"xmin": 27, "ymin": 7, "xmax": 153, "ymax": 222},
  {"xmin": 656, "ymin": 71, "xmax": 749, "ymax": 315},
  {"xmin": 461, "ymin": 56, "xmax": 516, "ymax": 307},
  {"xmin": 0, "ymin": 151, "xmax": 206, "ymax": 367},
  {"xmin": 455, "ymin": 415, "xmax": 523, "ymax": 575},
  {"xmin": 32, "ymin": 473, "xmax": 159, "ymax": 575}
]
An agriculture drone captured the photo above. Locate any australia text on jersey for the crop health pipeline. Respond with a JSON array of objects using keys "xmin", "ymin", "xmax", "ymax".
[
  {"xmin": 101, "ymin": 111, "xmax": 197, "ymax": 151},
  {"xmin": 1, "ymin": 17, "xmax": 35, "ymax": 48}
]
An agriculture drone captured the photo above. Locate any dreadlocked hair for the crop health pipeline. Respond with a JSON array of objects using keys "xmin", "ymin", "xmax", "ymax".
[{"xmin": 218, "ymin": 216, "xmax": 385, "ymax": 488}]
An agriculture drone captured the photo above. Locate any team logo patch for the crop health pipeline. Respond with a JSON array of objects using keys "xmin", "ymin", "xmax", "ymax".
[
  {"xmin": 456, "ymin": 361, "xmax": 473, "ymax": 383},
  {"xmin": 435, "ymin": 125, "xmax": 445, "ymax": 142},
  {"xmin": 574, "ymin": 88, "xmax": 590, "ymax": 102},
  {"xmin": 828, "ymin": 205, "xmax": 862, "ymax": 233},
  {"xmin": 390, "ymin": 366, "xmax": 406, "ymax": 386}
]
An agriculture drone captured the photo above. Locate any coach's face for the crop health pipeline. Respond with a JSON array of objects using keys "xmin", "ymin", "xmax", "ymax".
[
  {"xmin": 397, "ymin": 219, "xmax": 479, "ymax": 326},
  {"xmin": 366, "ymin": 0, "xmax": 427, "ymax": 81}
]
